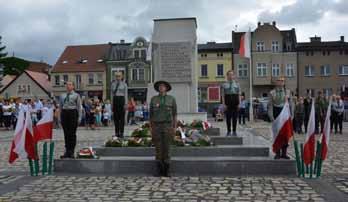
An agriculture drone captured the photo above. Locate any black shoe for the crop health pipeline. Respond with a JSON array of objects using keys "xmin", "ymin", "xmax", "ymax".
[
  {"xmin": 274, "ymin": 155, "xmax": 281, "ymax": 160},
  {"xmin": 154, "ymin": 161, "xmax": 162, "ymax": 177},
  {"xmin": 281, "ymin": 155, "xmax": 291, "ymax": 160},
  {"xmin": 163, "ymin": 162, "xmax": 170, "ymax": 177},
  {"xmin": 232, "ymin": 132, "xmax": 237, "ymax": 136}
]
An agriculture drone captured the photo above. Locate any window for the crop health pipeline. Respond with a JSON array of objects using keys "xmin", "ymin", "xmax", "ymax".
[
  {"xmin": 27, "ymin": 85, "xmax": 30, "ymax": 94},
  {"xmin": 134, "ymin": 50, "xmax": 140, "ymax": 59},
  {"xmin": 339, "ymin": 65, "xmax": 348, "ymax": 75},
  {"xmin": 217, "ymin": 64, "xmax": 224, "ymax": 77},
  {"xmin": 198, "ymin": 87, "xmax": 207, "ymax": 102},
  {"xmin": 75, "ymin": 74, "xmax": 81, "ymax": 89},
  {"xmin": 132, "ymin": 68, "xmax": 145, "ymax": 81},
  {"xmin": 88, "ymin": 73, "xmax": 94, "ymax": 85},
  {"xmin": 256, "ymin": 42, "xmax": 265, "ymax": 52},
  {"xmin": 141, "ymin": 50, "xmax": 146, "ymax": 59},
  {"xmin": 97, "ymin": 73, "xmax": 103, "ymax": 84},
  {"xmin": 305, "ymin": 65, "xmax": 315, "ymax": 77},
  {"xmin": 201, "ymin": 64, "xmax": 208, "ymax": 77},
  {"xmin": 323, "ymin": 88, "xmax": 333, "ymax": 96},
  {"xmin": 320, "ymin": 65, "xmax": 331, "ymax": 76},
  {"xmin": 54, "ymin": 75, "xmax": 60, "ymax": 86},
  {"xmin": 217, "ymin": 53, "xmax": 223, "ymax": 57},
  {"xmin": 286, "ymin": 64, "xmax": 295, "ymax": 77},
  {"xmin": 238, "ymin": 64, "xmax": 248, "ymax": 78},
  {"xmin": 272, "ymin": 41, "xmax": 279, "ymax": 52},
  {"xmin": 272, "ymin": 64, "xmax": 280, "ymax": 77},
  {"xmin": 256, "ymin": 63, "xmax": 267, "ymax": 77},
  {"xmin": 63, "ymin": 75, "xmax": 68, "ymax": 84}
]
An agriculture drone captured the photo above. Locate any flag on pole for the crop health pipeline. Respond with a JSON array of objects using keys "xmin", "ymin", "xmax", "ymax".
[
  {"xmin": 321, "ymin": 99, "xmax": 332, "ymax": 160},
  {"xmin": 33, "ymin": 108, "xmax": 54, "ymax": 143},
  {"xmin": 9, "ymin": 110, "xmax": 37, "ymax": 164},
  {"xmin": 239, "ymin": 30, "xmax": 251, "ymax": 58},
  {"xmin": 304, "ymin": 99, "xmax": 316, "ymax": 165},
  {"xmin": 271, "ymin": 102, "xmax": 294, "ymax": 153}
]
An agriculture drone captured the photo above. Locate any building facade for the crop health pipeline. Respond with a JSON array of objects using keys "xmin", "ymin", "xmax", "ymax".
[
  {"xmin": 106, "ymin": 37, "xmax": 151, "ymax": 103},
  {"xmin": 232, "ymin": 22, "xmax": 297, "ymax": 98},
  {"xmin": 197, "ymin": 42, "xmax": 233, "ymax": 113},
  {"xmin": 297, "ymin": 36, "xmax": 348, "ymax": 97},
  {"xmin": 51, "ymin": 44, "xmax": 109, "ymax": 101}
]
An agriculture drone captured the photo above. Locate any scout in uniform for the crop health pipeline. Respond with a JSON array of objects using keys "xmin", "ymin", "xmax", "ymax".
[
  {"xmin": 222, "ymin": 70, "xmax": 241, "ymax": 136},
  {"xmin": 268, "ymin": 77, "xmax": 292, "ymax": 159},
  {"xmin": 150, "ymin": 81, "xmax": 177, "ymax": 177},
  {"xmin": 111, "ymin": 72, "xmax": 128, "ymax": 138},
  {"xmin": 60, "ymin": 81, "xmax": 82, "ymax": 159}
]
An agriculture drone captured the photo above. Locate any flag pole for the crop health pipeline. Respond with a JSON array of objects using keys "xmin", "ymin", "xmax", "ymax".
[{"xmin": 248, "ymin": 28, "xmax": 254, "ymax": 122}]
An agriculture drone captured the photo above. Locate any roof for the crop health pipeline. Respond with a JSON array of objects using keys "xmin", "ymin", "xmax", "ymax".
[
  {"xmin": 27, "ymin": 61, "xmax": 51, "ymax": 74},
  {"xmin": 296, "ymin": 39, "xmax": 348, "ymax": 51},
  {"xmin": 198, "ymin": 42, "xmax": 232, "ymax": 52},
  {"xmin": 154, "ymin": 17, "xmax": 197, "ymax": 28},
  {"xmin": 0, "ymin": 75, "xmax": 16, "ymax": 90},
  {"xmin": 51, "ymin": 44, "xmax": 110, "ymax": 73},
  {"xmin": 0, "ymin": 70, "xmax": 51, "ymax": 96},
  {"xmin": 107, "ymin": 42, "xmax": 132, "ymax": 61}
]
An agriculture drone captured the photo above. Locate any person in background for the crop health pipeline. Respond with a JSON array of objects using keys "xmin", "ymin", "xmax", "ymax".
[
  {"xmin": 94, "ymin": 99, "xmax": 102, "ymax": 128},
  {"xmin": 294, "ymin": 97, "xmax": 305, "ymax": 134},
  {"xmin": 333, "ymin": 95, "xmax": 344, "ymax": 134},
  {"xmin": 2, "ymin": 99, "xmax": 13, "ymax": 130},
  {"xmin": 330, "ymin": 95, "xmax": 336, "ymax": 133},
  {"xmin": 127, "ymin": 97, "xmax": 136, "ymax": 125},
  {"xmin": 303, "ymin": 92, "xmax": 312, "ymax": 133},
  {"xmin": 30, "ymin": 100, "xmax": 38, "ymax": 125},
  {"xmin": 53, "ymin": 100, "xmax": 60, "ymax": 129},
  {"xmin": 315, "ymin": 91, "xmax": 326, "ymax": 134},
  {"xmin": 102, "ymin": 104, "xmax": 109, "ymax": 127},
  {"xmin": 0, "ymin": 99, "xmax": 3, "ymax": 128},
  {"xmin": 238, "ymin": 94, "xmax": 247, "ymax": 125},
  {"xmin": 104, "ymin": 100, "xmax": 112, "ymax": 125},
  {"xmin": 34, "ymin": 97, "xmax": 43, "ymax": 121},
  {"xmin": 143, "ymin": 101, "xmax": 149, "ymax": 121}
]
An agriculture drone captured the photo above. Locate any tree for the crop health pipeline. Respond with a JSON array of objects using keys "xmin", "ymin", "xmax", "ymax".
[
  {"xmin": 0, "ymin": 36, "xmax": 7, "ymax": 59},
  {"xmin": 0, "ymin": 57, "xmax": 30, "ymax": 75}
]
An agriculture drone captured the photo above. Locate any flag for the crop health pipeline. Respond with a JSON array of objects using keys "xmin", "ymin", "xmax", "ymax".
[
  {"xmin": 271, "ymin": 102, "xmax": 294, "ymax": 153},
  {"xmin": 304, "ymin": 99, "xmax": 316, "ymax": 165},
  {"xmin": 239, "ymin": 30, "xmax": 251, "ymax": 58},
  {"xmin": 9, "ymin": 110, "xmax": 37, "ymax": 163},
  {"xmin": 33, "ymin": 108, "xmax": 53, "ymax": 143},
  {"xmin": 321, "ymin": 99, "xmax": 332, "ymax": 160}
]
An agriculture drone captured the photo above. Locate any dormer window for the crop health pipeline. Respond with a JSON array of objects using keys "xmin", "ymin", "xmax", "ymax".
[
  {"xmin": 82, "ymin": 59, "xmax": 88, "ymax": 63},
  {"xmin": 62, "ymin": 60, "xmax": 68, "ymax": 64},
  {"xmin": 97, "ymin": 59, "xmax": 103, "ymax": 63}
]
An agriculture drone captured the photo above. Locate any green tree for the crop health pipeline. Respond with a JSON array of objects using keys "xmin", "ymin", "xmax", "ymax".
[
  {"xmin": 0, "ymin": 36, "xmax": 7, "ymax": 59},
  {"xmin": 0, "ymin": 57, "xmax": 30, "ymax": 75}
]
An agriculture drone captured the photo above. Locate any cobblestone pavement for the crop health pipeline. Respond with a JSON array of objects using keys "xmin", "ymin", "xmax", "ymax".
[{"xmin": 0, "ymin": 120, "xmax": 347, "ymax": 201}]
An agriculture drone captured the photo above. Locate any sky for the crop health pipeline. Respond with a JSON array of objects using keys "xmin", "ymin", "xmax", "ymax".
[{"xmin": 0, "ymin": 0, "xmax": 347, "ymax": 65}]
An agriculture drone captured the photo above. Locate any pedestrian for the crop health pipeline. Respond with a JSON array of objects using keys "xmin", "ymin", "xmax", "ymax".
[
  {"xmin": 294, "ymin": 97, "xmax": 305, "ymax": 134},
  {"xmin": 268, "ymin": 76, "xmax": 292, "ymax": 159},
  {"xmin": 150, "ymin": 80, "xmax": 177, "ymax": 177},
  {"xmin": 304, "ymin": 93, "xmax": 311, "ymax": 133},
  {"xmin": 111, "ymin": 72, "xmax": 128, "ymax": 138},
  {"xmin": 315, "ymin": 91, "xmax": 325, "ymax": 134},
  {"xmin": 34, "ymin": 97, "xmax": 43, "ymax": 121},
  {"xmin": 2, "ymin": 99, "xmax": 13, "ymax": 130},
  {"xmin": 333, "ymin": 95, "xmax": 344, "ymax": 134},
  {"xmin": 127, "ymin": 98, "xmax": 136, "ymax": 125},
  {"xmin": 238, "ymin": 94, "xmax": 246, "ymax": 125},
  {"xmin": 59, "ymin": 81, "xmax": 82, "ymax": 159},
  {"xmin": 222, "ymin": 70, "xmax": 240, "ymax": 136}
]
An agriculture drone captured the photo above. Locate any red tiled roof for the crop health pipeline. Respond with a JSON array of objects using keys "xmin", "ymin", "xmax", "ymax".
[
  {"xmin": 25, "ymin": 70, "xmax": 51, "ymax": 92},
  {"xmin": 27, "ymin": 61, "xmax": 50, "ymax": 74},
  {"xmin": 0, "ymin": 75, "xmax": 16, "ymax": 91},
  {"xmin": 51, "ymin": 44, "xmax": 110, "ymax": 73}
]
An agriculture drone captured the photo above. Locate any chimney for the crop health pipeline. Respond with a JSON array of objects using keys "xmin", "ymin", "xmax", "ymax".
[
  {"xmin": 340, "ymin": 36, "xmax": 344, "ymax": 42},
  {"xmin": 257, "ymin": 22, "xmax": 261, "ymax": 27},
  {"xmin": 310, "ymin": 35, "xmax": 321, "ymax": 42},
  {"xmin": 272, "ymin": 21, "xmax": 276, "ymax": 26},
  {"xmin": 120, "ymin": 39, "xmax": 125, "ymax": 44}
]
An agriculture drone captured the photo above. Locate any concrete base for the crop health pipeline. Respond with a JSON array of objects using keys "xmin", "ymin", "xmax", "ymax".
[
  {"xmin": 177, "ymin": 112, "xmax": 207, "ymax": 122},
  {"xmin": 54, "ymin": 157, "xmax": 296, "ymax": 176},
  {"xmin": 211, "ymin": 136, "xmax": 243, "ymax": 145},
  {"xmin": 202, "ymin": 128, "xmax": 220, "ymax": 136}
]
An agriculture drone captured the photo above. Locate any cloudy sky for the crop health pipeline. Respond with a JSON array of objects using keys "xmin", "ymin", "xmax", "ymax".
[{"xmin": 0, "ymin": 0, "xmax": 347, "ymax": 65}]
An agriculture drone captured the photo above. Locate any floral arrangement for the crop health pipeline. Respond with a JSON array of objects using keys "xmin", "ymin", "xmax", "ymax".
[
  {"xmin": 77, "ymin": 147, "xmax": 98, "ymax": 159},
  {"xmin": 105, "ymin": 137, "xmax": 124, "ymax": 147},
  {"xmin": 131, "ymin": 127, "xmax": 151, "ymax": 138}
]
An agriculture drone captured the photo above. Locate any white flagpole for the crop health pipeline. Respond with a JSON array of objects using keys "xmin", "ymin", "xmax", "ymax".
[{"xmin": 248, "ymin": 28, "xmax": 254, "ymax": 122}]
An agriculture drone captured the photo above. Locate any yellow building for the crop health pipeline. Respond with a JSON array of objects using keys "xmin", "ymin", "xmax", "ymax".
[{"xmin": 197, "ymin": 42, "xmax": 233, "ymax": 113}]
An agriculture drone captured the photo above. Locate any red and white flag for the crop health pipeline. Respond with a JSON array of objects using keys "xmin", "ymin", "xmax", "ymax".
[
  {"xmin": 271, "ymin": 102, "xmax": 294, "ymax": 153},
  {"xmin": 9, "ymin": 110, "xmax": 37, "ymax": 164},
  {"xmin": 321, "ymin": 99, "xmax": 332, "ymax": 160},
  {"xmin": 304, "ymin": 99, "xmax": 316, "ymax": 165},
  {"xmin": 34, "ymin": 108, "xmax": 53, "ymax": 143},
  {"xmin": 239, "ymin": 30, "xmax": 251, "ymax": 58}
]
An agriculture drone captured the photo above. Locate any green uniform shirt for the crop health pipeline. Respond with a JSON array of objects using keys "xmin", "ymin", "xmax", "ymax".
[
  {"xmin": 150, "ymin": 94, "xmax": 177, "ymax": 123},
  {"xmin": 222, "ymin": 80, "xmax": 240, "ymax": 95}
]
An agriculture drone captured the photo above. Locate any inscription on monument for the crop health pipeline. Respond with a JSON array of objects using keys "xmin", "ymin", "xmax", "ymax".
[{"xmin": 159, "ymin": 42, "xmax": 192, "ymax": 82}]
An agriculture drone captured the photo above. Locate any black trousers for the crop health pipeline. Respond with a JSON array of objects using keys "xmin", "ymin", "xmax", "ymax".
[
  {"xmin": 61, "ymin": 109, "xmax": 78, "ymax": 156},
  {"xmin": 273, "ymin": 106, "xmax": 288, "ymax": 156},
  {"xmin": 113, "ymin": 96, "xmax": 125, "ymax": 137},
  {"xmin": 3, "ymin": 115, "xmax": 12, "ymax": 128},
  {"xmin": 238, "ymin": 108, "xmax": 246, "ymax": 125},
  {"xmin": 333, "ymin": 112, "xmax": 343, "ymax": 133},
  {"xmin": 226, "ymin": 106, "xmax": 238, "ymax": 132}
]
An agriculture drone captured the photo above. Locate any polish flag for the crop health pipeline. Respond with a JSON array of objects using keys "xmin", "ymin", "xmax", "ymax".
[
  {"xmin": 304, "ymin": 99, "xmax": 316, "ymax": 165},
  {"xmin": 321, "ymin": 99, "xmax": 332, "ymax": 160},
  {"xmin": 9, "ymin": 110, "xmax": 37, "ymax": 163},
  {"xmin": 271, "ymin": 102, "xmax": 294, "ymax": 153},
  {"xmin": 239, "ymin": 31, "xmax": 251, "ymax": 58},
  {"xmin": 33, "ymin": 108, "xmax": 53, "ymax": 143}
]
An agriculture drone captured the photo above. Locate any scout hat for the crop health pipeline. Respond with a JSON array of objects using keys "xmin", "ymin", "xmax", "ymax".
[{"xmin": 154, "ymin": 80, "xmax": 172, "ymax": 92}]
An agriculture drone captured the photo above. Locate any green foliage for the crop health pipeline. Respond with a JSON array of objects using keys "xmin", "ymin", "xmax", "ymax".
[
  {"xmin": 0, "ymin": 36, "xmax": 7, "ymax": 59},
  {"xmin": 0, "ymin": 57, "xmax": 30, "ymax": 75}
]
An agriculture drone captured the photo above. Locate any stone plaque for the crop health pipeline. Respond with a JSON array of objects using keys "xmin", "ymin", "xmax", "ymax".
[{"xmin": 159, "ymin": 42, "xmax": 192, "ymax": 82}]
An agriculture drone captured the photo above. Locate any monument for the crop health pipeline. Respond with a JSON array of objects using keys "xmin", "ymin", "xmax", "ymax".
[{"xmin": 147, "ymin": 18, "xmax": 207, "ymax": 122}]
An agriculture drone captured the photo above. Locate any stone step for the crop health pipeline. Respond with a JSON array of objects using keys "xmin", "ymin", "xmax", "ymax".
[
  {"xmin": 54, "ymin": 156, "xmax": 296, "ymax": 176},
  {"xmin": 94, "ymin": 145, "xmax": 269, "ymax": 157},
  {"xmin": 210, "ymin": 136, "xmax": 243, "ymax": 145},
  {"xmin": 202, "ymin": 128, "xmax": 220, "ymax": 136}
]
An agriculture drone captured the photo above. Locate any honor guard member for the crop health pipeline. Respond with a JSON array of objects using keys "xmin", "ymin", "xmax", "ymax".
[
  {"xmin": 222, "ymin": 70, "xmax": 241, "ymax": 136},
  {"xmin": 60, "ymin": 81, "xmax": 82, "ymax": 159},
  {"xmin": 150, "ymin": 81, "xmax": 177, "ymax": 177},
  {"xmin": 111, "ymin": 72, "xmax": 128, "ymax": 138},
  {"xmin": 268, "ymin": 76, "xmax": 292, "ymax": 159}
]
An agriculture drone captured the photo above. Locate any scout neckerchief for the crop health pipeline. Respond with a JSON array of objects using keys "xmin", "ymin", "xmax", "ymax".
[
  {"xmin": 64, "ymin": 92, "xmax": 71, "ymax": 103},
  {"xmin": 113, "ymin": 81, "xmax": 120, "ymax": 95}
]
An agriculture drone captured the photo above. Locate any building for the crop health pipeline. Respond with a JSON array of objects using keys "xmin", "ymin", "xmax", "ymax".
[
  {"xmin": 297, "ymin": 36, "xmax": 348, "ymax": 97},
  {"xmin": 232, "ymin": 21, "xmax": 297, "ymax": 98},
  {"xmin": 51, "ymin": 44, "xmax": 110, "ymax": 101},
  {"xmin": 197, "ymin": 42, "xmax": 233, "ymax": 113},
  {"xmin": 27, "ymin": 61, "xmax": 51, "ymax": 74},
  {"xmin": 0, "ymin": 70, "xmax": 51, "ymax": 100},
  {"xmin": 106, "ymin": 37, "xmax": 151, "ymax": 102}
]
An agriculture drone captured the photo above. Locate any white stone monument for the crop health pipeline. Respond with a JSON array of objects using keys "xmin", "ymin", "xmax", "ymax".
[{"xmin": 147, "ymin": 18, "xmax": 207, "ymax": 122}]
